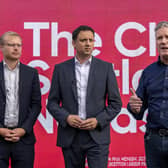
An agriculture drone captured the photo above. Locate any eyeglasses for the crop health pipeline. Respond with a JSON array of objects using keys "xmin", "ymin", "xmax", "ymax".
[{"xmin": 4, "ymin": 43, "xmax": 22, "ymax": 47}]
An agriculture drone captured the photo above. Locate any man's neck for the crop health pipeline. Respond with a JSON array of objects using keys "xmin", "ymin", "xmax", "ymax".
[
  {"xmin": 4, "ymin": 59, "xmax": 19, "ymax": 70},
  {"xmin": 76, "ymin": 55, "xmax": 91, "ymax": 64}
]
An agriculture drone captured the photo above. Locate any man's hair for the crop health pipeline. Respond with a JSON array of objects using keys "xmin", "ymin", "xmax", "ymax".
[
  {"xmin": 72, "ymin": 25, "xmax": 95, "ymax": 41},
  {"xmin": 0, "ymin": 31, "xmax": 22, "ymax": 45},
  {"xmin": 155, "ymin": 21, "xmax": 168, "ymax": 32}
]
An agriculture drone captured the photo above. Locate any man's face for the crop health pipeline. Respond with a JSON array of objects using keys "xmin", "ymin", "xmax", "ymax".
[
  {"xmin": 72, "ymin": 30, "xmax": 94, "ymax": 58},
  {"xmin": 0, "ymin": 35, "xmax": 22, "ymax": 61},
  {"xmin": 156, "ymin": 27, "xmax": 168, "ymax": 63}
]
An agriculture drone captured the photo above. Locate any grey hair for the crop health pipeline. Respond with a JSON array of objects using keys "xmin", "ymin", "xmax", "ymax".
[
  {"xmin": 0, "ymin": 31, "xmax": 22, "ymax": 45},
  {"xmin": 155, "ymin": 21, "xmax": 168, "ymax": 32}
]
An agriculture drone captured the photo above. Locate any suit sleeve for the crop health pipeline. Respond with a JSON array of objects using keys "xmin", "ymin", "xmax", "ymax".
[
  {"xmin": 21, "ymin": 69, "xmax": 42, "ymax": 134},
  {"xmin": 96, "ymin": 63, "xmax": 122, "ymax": 129},
  {"xmin": 47, "ymin": 65, "xmax": 69, "ymax": 127}
]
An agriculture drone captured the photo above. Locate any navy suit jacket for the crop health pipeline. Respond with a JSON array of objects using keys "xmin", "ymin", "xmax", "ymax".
[
  {"xmin": 0, "ymin": 61, "xmax": 41, "ymax": 144},
  {"xmin": 47, "ymin": 57, "xmax": 122, "ymax": 148}
]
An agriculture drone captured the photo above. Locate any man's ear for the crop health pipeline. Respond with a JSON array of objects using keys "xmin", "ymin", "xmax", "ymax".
[
  {"xmin": 72, "ymin": 40, "xmax": 76, "ymax": 49},
  {"xmin": 0, "ymin": 44, "xmax": 3, "ymax": 51}
]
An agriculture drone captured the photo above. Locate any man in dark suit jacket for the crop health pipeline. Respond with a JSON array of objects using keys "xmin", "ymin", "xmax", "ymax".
[
  {"xmin": 47, "ymin": 25, "xmax": 122, "ymax": 168},
  {"xmin": 0, "ymin": 31, "xmax": 41, "ymax": 168}
]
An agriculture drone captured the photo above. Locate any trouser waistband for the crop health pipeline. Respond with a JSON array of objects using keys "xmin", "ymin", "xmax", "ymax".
[{"xmin": 147, "ymin": 128, "xmax": 168, "ymax": 136}]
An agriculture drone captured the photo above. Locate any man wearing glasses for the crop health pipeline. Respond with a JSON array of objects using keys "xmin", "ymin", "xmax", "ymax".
[{"xmin": 0, "ymin": 31, "xmax": 41, "ymax": 168}]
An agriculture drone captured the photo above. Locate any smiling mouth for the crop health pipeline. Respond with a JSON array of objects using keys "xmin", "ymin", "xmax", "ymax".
[
  {"xmin": 160, "ymin": 46, "xmax": 168, "ymax": 49},
  {"xmin": 12, "ymin": 53, "xmax": 20, "ymax": 56},
  {"xmin": 160, "ymin": 48, "xmax": 168, "ymax": 51}
]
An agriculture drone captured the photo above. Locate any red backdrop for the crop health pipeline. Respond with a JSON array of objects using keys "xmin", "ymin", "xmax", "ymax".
[{"xmin": 1, "ymin": 0, "xmax": 168, "ymax": 167}]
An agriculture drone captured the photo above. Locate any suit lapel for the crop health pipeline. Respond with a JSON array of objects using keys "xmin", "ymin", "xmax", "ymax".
[
  {"xmin": 70, "ymin": 58, "xmax": 78, "ymax": 102},
  {"xmin": 19, "ymin": 63, "xmax": 24, "ymax": 98},
  {"xmin": 86, "ymin": 57, "xmax": 96, "ymax": 100},
  {"xmin": 0, "ymin": 62, "xmax": 6, "ymax": 96}
]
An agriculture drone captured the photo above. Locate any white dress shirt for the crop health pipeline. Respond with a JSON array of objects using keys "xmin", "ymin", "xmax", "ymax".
[
  {"xmin": 75, "ymin": 57, "xmax": 92, "ymax": 120},
  {"xmin": 3, "ymin": 61, "xmax": 20, "ymax": 127}
]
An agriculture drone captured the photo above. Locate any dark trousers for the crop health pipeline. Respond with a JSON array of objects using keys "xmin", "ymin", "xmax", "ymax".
[
  {"xmin": 0, "ymin": 139, "xmax": 34, "ymax": 168},
  {"xmin": 145, "ymin": 129, "xmax": 168, "ymax": 168},
  {"xmin": 62, "ymin": 130, "xmax": 109, "ymax": 168}
]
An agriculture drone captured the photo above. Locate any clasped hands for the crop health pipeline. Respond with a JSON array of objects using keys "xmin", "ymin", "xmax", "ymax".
[
  {"xmin": 67, "ymin": 115, "xmax": 98, "ymax": 130},
  {"xmin": 0, "ymin": 128, "xmax": 26, "ymax": 142}
]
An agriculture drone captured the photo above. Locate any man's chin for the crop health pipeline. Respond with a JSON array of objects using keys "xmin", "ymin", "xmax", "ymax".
[
  {"xmin": 7, "ymin": 57, "xmax": 20, "ymax": 61},
  {"xmin": 84, "ymin": 52, "xmax": 92, "ymax": 57},
  {"xmin": 161, "ymin": 54, "xmax": 168, "ymax": 64},
  {"xmin": 162, "ymin": 54, "xmax": 168, "ymax": 58}
]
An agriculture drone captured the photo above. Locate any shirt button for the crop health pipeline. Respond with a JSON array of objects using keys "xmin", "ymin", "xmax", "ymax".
[{"xmin": 163, "ymin": 100, "xmax": 166, "ymax": 103}]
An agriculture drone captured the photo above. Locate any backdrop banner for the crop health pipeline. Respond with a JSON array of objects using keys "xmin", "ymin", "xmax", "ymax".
[{"xmin": 1, "ymin": 0, "xmax": 167, "ymax": 167}]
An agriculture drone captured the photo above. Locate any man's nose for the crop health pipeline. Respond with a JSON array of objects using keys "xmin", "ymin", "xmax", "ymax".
[
  {"xmin": 13, "ymin": 46, "xmax": 19, "ymax": 50},
  {"xmin": 161, "ymin": 37, "xmax": 168, "ymax": 43},
  {"xmin": 85, "ymin": 39, "xmax": 91, "ymax": 45}
]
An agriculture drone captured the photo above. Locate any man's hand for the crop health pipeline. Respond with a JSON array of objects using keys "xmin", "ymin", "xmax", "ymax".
[
  {"xmin": 0, "ymin": 128, "xmax": 26, "ymax": 142},
  {"xmin": 12, "ymin": 128, "xmax": 26, "ymax": 137},
  {"xmin": 129, "ymin": 88, "xmax": 143, "ymax": 114},
  {"xmin": 80, "ymin": 118, "xmax": 98, "ymax": 130},
  {"xmin": 0, "ymin": 128, "xmax": 15, "ymax": 141},
  {"xmin": 67, "ymin": 115, "xmax": 83, "ymax": 128}
]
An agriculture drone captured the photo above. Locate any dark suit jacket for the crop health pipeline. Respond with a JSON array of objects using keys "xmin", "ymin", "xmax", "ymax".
[
  {"xmin": 47, "ymin": 57, "xmax": 122, "ymax": 148},
  {"xmin": 0, "ymin": 61, "xmax": 41, "ymax": 144}
]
